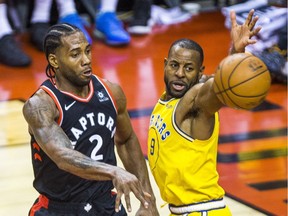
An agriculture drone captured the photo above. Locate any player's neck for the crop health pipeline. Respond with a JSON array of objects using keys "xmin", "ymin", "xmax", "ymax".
[{"xmin": 55, "ymin": 81, "xmax": 90, "ymax": 98}]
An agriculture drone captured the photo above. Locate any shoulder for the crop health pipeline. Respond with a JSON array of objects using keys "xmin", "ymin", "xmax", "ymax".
[
  {"xmin": 186, "ymin": 78, "xmax": 222, "ymax": 116},
  {"xmin": 102, "ymin": 79, "xmax": 127, "ymax": 112},
  {"xmin": 179, "ymin": 79, "xmax": 216, "ymax": 116},
  {"xmin": 23, "ymin": 89, "xmax": 58, "ymax": 121},
  {"xmin": 181, "ymin": 82, "xmax": 204, "ymax": 105},
  {"xmin": 174, "ymin": 83, "xmax": 203, "ymax": 120},
  {"xmin": 24, "ymin": 88, "xmax": 53, "ymax": 105}
]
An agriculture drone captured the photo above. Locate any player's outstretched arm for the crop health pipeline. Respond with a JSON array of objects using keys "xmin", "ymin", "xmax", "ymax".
[{"xmin": 229, "ymin": 9, "xmax": 262, "ymax": 54}]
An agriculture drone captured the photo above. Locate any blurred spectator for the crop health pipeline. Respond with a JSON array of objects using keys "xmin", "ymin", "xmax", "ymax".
[
  {"xmin": 0, "ymin": 0, "xmax": 91, "ymax": 67},
  {"xmin": 0, "ymin": 0, "xmax": 196, "ymax": 67},
  {"xmin": 57, "ymin": 0, "xmax": 92, "ymax": 44},
  {"xmin": 93, "ymin": 0, "xmax": 192, "ymax": 44},
  {"xmin": 31, "ymin": 0, "xmax": 92, "ymax": 51},
  {"xmin": 127, "ymin": 0, "xmax": 153, "ymax": 35},
  {"xmin": 94, "ymin": 0, "xmax": 131, "ymax": 46},
  {"xmin": 0, "ymin": 0, "xmax": 31, "ymax": 67}
]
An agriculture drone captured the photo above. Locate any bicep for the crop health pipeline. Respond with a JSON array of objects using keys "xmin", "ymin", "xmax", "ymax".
[
  {"xmin": 104, "ymin": 81, "xmax": 134, "ymax": 145},
  {"xmin": 116, "ymin": 112, "xmax": 133, "ymax": 141},
  {"xmin": 114, "ymin": 94, "xmax": 134, "ymax": 145}
]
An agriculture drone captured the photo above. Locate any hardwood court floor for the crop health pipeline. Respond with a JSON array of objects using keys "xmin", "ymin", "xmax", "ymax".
[{"xmin": 0, "ymin": 9, "xmax": 287, "ymax": 216}]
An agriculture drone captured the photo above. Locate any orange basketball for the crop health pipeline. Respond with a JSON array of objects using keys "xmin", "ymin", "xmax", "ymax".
[{"xmin": 213, "ymin": 53, "xmax": 271, "ymax": 110}]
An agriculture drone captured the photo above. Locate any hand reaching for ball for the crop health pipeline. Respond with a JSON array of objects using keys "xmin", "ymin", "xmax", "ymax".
[{"xmin": 229, "ymin": 9, "xmax": 262, "ymax": 53}]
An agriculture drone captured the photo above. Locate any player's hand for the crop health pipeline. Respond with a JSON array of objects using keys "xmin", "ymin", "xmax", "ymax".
[
  {"xmin": 135, "ymin": 192, "xmax": 160, "ymax": 216},
  {"xmin": 230, "ymin": 9, "xmax": 262, "ymax": 53},
  {"xmin": 112, "ymin": 168, "xmax": 149, "ymax": 213}
]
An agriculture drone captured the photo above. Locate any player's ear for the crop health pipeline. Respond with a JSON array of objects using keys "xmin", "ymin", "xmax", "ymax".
[
  {"xmin": 48, "ymin": 54, "xmax": 58, "ymax": 69},
  {"xmin": 200, "ymin": 65, "xmax": 205, "ymax": 73},
  {"xmin": 164, "ymin": 58, "xmax": 168, "ymax": 66},
  {"xmin": 199, "ymin": 65, "xmax": 205, "ymax": 79},
  {"xmin": 198, "ymin": 65, "xmax": 205, "ymax": 82}
]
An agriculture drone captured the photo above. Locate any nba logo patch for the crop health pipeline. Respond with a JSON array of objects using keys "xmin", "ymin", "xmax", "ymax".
[{"xmin": 97, "ymin": 90, "xmax": 109, "ymax": 102}]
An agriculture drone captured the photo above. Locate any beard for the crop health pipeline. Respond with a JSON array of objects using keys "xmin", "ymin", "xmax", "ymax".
[
  {"xmin": 164, "ymin": 77, "xmax": 188, "ymax": 98},
  {"xmin": 67, "ymin": 72, "xmax": 91, "ymax": 87},
  {"xmin": 164, "ymin": 75, "xmax": 199, "ymax": 99}
]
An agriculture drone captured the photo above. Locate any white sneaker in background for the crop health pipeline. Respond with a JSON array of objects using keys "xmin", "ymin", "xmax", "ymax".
[{"xmin": 151, "ymin": 5, "xmax": 192, "ymax": 25}]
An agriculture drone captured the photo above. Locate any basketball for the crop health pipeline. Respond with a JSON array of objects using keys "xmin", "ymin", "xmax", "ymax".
[{"xmin": 213, "ymin": 53, "xmax": 271, "ymax": 110}]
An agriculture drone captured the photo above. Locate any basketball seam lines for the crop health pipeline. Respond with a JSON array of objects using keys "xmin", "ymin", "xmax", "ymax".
[
  {"xmin": 216, "ymin": 68, "xmax": 269, "ymax": 96},
  {"xmin": 229, "ymin": 69, "xmax": 269, "ymax": 97},
  {"xmin": 216, "ymin": 55, "xmax": 250, "ymax": 105},
  {"xmin": 214, "ymin": 54, "xmax": 270, "ymax": 109}
]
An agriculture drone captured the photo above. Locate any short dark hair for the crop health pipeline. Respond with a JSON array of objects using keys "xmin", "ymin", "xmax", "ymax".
[
  {"xmin": 168, "ymin": 38, "xmax": 204, "ymax": 64},
  {"xmin": 44, "ymin": 23, "xmax": 81, "ymax": 79}
]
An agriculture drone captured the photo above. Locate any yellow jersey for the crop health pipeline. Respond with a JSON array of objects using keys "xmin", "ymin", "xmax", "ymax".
[{"xmin": 148, "ymin": 94, "xmax": 225, "ymax": 206}]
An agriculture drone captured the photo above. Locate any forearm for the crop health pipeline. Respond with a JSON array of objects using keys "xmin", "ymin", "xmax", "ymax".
[
  {"xmin": 34, "ymin": 125, "xmax": 117, "ymax": 181},
  {"xmin": 56, "ymin": 148, "xmax": 117, "ymax": 181},
  {"xmin": 198, "ymin": 78, "xmax": 224, "ymax": 114},
  {"xmin": 117, "ymin": 133, "xmax": 155, "ymax": 199}
]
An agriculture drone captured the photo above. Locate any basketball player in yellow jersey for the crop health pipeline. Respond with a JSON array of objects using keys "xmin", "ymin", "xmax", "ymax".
[{"xmin": 148, "ymin": 9, "xmax": 262, "ymax": 216}]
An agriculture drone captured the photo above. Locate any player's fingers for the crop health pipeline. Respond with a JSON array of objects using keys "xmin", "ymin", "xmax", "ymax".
[
  {"xmin": 131, "ymin": 185, "xmax": 149, "ymax": 209},
  {"xmin": 124, "ymin": 193, "xmax": 132, "ymax": 212},
  {"xmin": 230, "ymin": 10, "xmax": 237, "ymax": 28},
  {"xmin": 143, "ymin": 191, "xmax": 152, "ymax": 199},
  {"xmin": 245, "ymin": 9, "xmax": 254, "ymax": 26},
  {"xmin": 247, "ymin": 39, "xmax": 257, "ymax": 45},
  {"xmin": 248, "ymin": 16, "xmax": 259, "ymax": 32},
  {"xmin": 253, "ymin": 26, "xmax": 262, "ymax": 35},
  {"xmin": 249, "ymin": 26, "xmax": 261, "ymax": 39},
  {"xmin": 115, "ymin": 192, "xmax": 122, "ymax": 212}
]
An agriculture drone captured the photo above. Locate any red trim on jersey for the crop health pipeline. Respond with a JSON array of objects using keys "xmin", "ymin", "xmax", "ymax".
[
  {"xmin": 29, "ymin": 195, "xmax": 49, "ymax": 216},
  {"xmin": 54, "ymin": 80, "xmax": 94, "ymax": 102},
  {"xmin": 40, "ymin": 85, "xmax": 63, "ymax": 125},
  {"xmin": 95, "ymin": 75, "xmax": 118, "ymax": 113}
]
